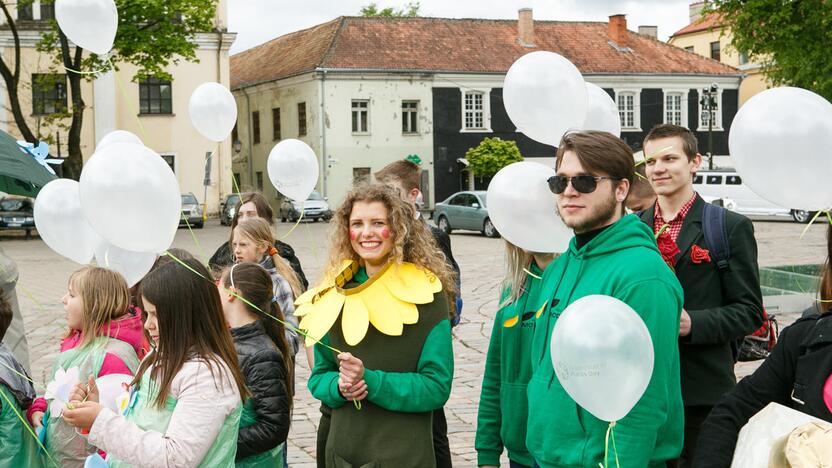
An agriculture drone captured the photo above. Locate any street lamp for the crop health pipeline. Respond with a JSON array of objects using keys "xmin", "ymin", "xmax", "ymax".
[
  {"xmin": 233, "ymin": 139, "xmax": 242, "ymax": 154},
  {"xmin": 700, "ymin": 83, "xmax": 719, "ymax": 170}
]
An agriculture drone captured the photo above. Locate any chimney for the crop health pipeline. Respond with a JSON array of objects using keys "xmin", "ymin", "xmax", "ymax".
[
  {"xmin": 689, "ymin": 1, "xmax": 706, "ymax": 23},
  {"xmin": 608, "ymin": 14, "xmax": 628, "ymax": 47},
  {"xmin": 518, "ymin": 8, "xmax": 535, "ymax": 47},
  {"xmin": 638, "ymin": 25, "xmax": 658, "ymax": 38}
]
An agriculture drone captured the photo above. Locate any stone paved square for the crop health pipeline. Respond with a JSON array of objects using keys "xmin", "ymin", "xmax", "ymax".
[{"xmin": 0, "ymin": 217, "xmax": 826, "ymax": 465}]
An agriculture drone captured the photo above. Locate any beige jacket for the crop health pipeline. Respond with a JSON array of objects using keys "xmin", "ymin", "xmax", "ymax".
[{"xmin": 88, "ymin": 357, "xmax": 241, "ymax": 467}]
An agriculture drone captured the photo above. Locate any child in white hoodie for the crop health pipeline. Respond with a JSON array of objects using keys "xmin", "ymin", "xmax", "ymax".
[{"xmin": 62, "ymin": 256, "xmax": 249, "ymax": 467}]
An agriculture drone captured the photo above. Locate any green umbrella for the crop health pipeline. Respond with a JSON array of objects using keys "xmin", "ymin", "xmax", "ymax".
[{"xmin": 0, "ymin": 128, "xmax": 57, "ymax": 197}]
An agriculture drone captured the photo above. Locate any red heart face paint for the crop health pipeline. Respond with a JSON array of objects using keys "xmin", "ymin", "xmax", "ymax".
[
  {"xmin": 381, "ymin": 228, "xmax": 390, "ymax": 239},
  {"xmin": 349, "ymin": 228, "xmax": 360, "ymax": 241}
]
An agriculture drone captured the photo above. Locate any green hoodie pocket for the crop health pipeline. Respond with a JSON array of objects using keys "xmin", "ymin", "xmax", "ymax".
[{"xmin": 499, "ymin": 382, "xmax": 531, "ymax": 458}]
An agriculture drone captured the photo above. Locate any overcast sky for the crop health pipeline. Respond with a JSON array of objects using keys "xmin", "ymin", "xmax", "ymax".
[{"xmin": 228, "ymin": 0, "xmax": 696, "ymax": 55}]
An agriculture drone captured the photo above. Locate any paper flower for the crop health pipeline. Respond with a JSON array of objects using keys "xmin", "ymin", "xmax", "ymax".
[
  {"xmin": 45, "ymin": 366, "xmax": 80, "ymax": 417},
  {"xmin": 295, "ymin": 260, "xmax": 442, "ymax": 346}
]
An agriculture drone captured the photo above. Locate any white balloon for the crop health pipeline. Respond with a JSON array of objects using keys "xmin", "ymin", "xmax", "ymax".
[
  {"xmin": 551, "ymin": 295, "xmax": 654, "ymax": 422},
  {"xmin": 189, "ymin": 83, "xmax": 238, "ymax": 142},
  {"xmin": 503, "ymin": 51, "xmax": 588, "ymax": 146},
  {"xmin": 80, "ymin": 142, "xmax": 181, "ymax": 253},
  {"xmin": 55, "ymin": 0, "xmax": 118, "ymax": 56},
  {"xmin": 487, "ymin": 162, "xmax": 572, "ymax": 253},
  {"xmin": 94, "ymin": 241, "xmax": 157, "ymax": 287},
  {"xmin": 98, "ymin": 130, "xmax": 142, "ymax": 149},
  {"xmin": 582, "ymin": 83, "xmax": 621, "ymax": 137},
  {"xmin": 729, "ymin": 87, "xmax": 832, "ymax": 211},
  {"xmin": 267, "ymin": 139, "xmax": 320, "ymax": 201},
  {"xmin": 34, "ymin": 179, "xmax": 101, "ymax": 264}
]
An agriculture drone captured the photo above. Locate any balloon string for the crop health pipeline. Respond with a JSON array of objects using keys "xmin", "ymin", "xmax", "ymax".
[
  {"xmin": 63, "ymin": 64, "xmax": 112, "ymax": 76},
  {"xmin": 108, "ymin": 57, "xmax": 149, "ymax": 143},
  {"xmin": 0, "ymin": 387, "xmax": 59, "ymax": 467},
  {"xmin": 655, "ymin": 223, "xmax": 670, "ymax": 239},
  {"xmin": 599, "ymin": 421, "xmax": 620, "ymax": 468},
  {"xmin": 799, "ymin": 209, "xmax": 828, "ymax": 239},
  {"xmin": 180, "ymin": 214, "xmax": 207, "ymax": 263},
  {"xmin": 523, "ymin": 267, "xmax": 542, "ymax": 280},
  {"xmin": 279, "ymin": 206, "xmax": 305, "ymax": 241},
  {"xmin": 159, "ymin": 251, "xmax": 362, "ymax": 410}
]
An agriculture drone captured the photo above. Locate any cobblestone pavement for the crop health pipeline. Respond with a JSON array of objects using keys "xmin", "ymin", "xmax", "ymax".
[{"xmin": 0, "ymin": 217, "xmax": 826, "ymax": 466}]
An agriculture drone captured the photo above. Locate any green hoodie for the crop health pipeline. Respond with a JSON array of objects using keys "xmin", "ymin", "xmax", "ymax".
[
  {"xmin": 526, "ymin": 215, "xmax": 684, "ymax": 468},
  {"xmin": 476, "ymin": 262, "xmax": 547, "ymax": 467}
]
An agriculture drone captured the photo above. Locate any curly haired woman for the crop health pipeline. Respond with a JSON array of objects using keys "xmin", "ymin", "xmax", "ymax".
[{"xmin": 303, "ymin": 183, "xmax": 457, "ymax": 468}]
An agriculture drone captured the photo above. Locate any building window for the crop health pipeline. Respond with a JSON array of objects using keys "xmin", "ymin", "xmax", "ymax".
[
  {"xmin": 272, "ymin": 108, "xmax": 281, "ymax": 141},
  {"xmin": 160, "ymin": 154, "xmax": 175, "ymax": 174},
  {"xmin": 402, "ymin": 100, "xmax": 418, "ymax": 134},
  {"xmin": 353, "ymin": 167, "xmax": 370, "ymax": 185},
  {"xmin": 32, "ymin": 74, "xmax": 67, "ymax": 115},
  {"xmin": 738, "ymin": 51, "xmax": 749, "ymax": 65},
  {"xmin": 464, "ymin": 91, "xmax": 485, "ymax": 130},
  {"xmin": 252, "ymin": 111, "xmax": 261, "ymax": 144},
  {"xmin": 231, "ymin": 123, "xmax": 238, "ymax": 144},
  {"xmin": 297, "ymin": 102, "xmax": 307, "ymax": 136},
  {"xmin": 351, "ymin": 100, "xmax": 369, "ymax": 133},
  {"xmin": 698, "ymin": 89, "xmax": 722, "ymax": 130},
  {"xmin": 17, "ymin": 3, "xmax": 33, "ymax": 20},
  {"xmin": 256, "ymin": 171, "xmax": 263, "ymax": 191},
  {"xmin": 664, "ymin": 92, "xmax": 684, "ymax": 126},
  {"xmin": 684, "ymin": 46, "xmax": 694, "ymax": 53},
  {"xmin": 615, "ymin": 90, "xmax": 640, "ymax": 130},
  {"xmin": 40, "ymin": 2, "xmax": 55, "ymax": 20},
  {"xmin": 139, "ymin": 77, "xmax": 172, "ymax": 115},
  {"xmin": 710, "ymin": 41, "xmax": 721, "ymax": 61}
]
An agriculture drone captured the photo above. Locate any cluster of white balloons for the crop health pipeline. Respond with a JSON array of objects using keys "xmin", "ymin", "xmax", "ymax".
[
  {"xmin": 503, "ymin": 51, "xmax": 620, "ymax": 146},
  {"xmin": 34, "ymin": 132, "xmax": 179, "ymax": 286}
]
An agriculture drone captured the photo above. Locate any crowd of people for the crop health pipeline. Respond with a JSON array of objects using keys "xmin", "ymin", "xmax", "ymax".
[{"xmin": 0, "ymin": 124, "xmax": 830, "ymax": 467}]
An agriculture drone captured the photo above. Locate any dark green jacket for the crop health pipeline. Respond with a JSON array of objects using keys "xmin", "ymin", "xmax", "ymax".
[
  {"xmin": 475, "ymin": 263, "xmax": 546, "ymax": 467},
  {"xmin": 527, "ymin": 215, "xmax": 684, "ymax": 467},
  {"xmin": 308, "ymin": 274, "xmax": 454, "ymax": 468},
  {"xmin": 639, "ymin": 194, "xmax": 764, "ymax": 406}
]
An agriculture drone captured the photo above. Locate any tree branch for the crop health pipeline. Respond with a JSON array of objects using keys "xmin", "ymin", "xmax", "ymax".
[{"xmin": 0, "ymin": 2, "xmax": 22, "ymax": 82}]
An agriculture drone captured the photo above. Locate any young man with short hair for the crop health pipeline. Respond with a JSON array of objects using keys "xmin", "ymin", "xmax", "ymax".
[
  {"xmin": 373, "ymin": 158, "xmax": 460, "ymax": 468},
  {"xmin": 528, "ymin": 131, "xmax": 684, "ymax": 467},
  {"xmin": 640, "ymin": 124, "xmax": 763, "ymax": 467}
]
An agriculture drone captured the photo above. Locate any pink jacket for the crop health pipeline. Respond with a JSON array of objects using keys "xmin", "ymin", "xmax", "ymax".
[{"xmin": 27, "ymin": 308, "xmax": 146, "ymax": 422}]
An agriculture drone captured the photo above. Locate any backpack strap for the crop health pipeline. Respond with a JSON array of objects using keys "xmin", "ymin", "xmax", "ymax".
[{"xmin": 701, "ymin": 203, "xmax": 731, "ymax": 272}]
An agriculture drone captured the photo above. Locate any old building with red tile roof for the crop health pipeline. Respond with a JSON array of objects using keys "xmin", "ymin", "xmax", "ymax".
[{"xmin": 231, "ymin": 10, "xmax": 742, "ymax": 207}]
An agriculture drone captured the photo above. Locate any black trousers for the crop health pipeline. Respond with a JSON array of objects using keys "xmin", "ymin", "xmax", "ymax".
[{"xmin": 678, "ymin": 405, "xmax": 714, "ymax": 468}]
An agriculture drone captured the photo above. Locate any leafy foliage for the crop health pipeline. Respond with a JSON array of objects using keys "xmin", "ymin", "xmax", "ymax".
[
  {"xmin": 360, "ymin": 2, "xmax": 420, "ymax": 17},
  {"xmin": 465, "ymin": 137, "xmax": 523, "ymax": 177},
  {"xmin": 707, "ymin": 0, "xmax": 832, "ymax": 100}
]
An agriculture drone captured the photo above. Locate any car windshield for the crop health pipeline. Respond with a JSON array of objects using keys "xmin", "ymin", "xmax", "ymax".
[
  {"xmin": 477, "ymin": 194, "xmax": 487, "ymax": 207},
  {"xmin": 307, "ymin": 192, "xmax": 323, "ymax": 201},
  {"xmin": 181, "ymin": 194, "xmax": 198, "ymax": 205},
  {"xmin": 0, "ymin": 199, "xmax": 31, "ymax": 211}
]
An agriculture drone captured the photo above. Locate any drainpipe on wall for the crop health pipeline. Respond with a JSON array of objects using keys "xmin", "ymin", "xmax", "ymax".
[
  {"xmin": 244, "ymin": 89, "xmax": 255, "ymax": 188},
  {"xmin": 317, "ymin": 68, "xmax": 328, "ymax": 198}
]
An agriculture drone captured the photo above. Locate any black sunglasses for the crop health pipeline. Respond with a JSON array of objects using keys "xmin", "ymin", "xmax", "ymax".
[{"xmin": 547, "ymin": 175, "xmax": 620, "ymax": 194}]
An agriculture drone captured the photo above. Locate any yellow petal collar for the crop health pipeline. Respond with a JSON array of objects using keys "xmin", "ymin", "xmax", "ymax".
[{"xmin": 295, "ymin": 260, "xmax": 442, "ymax": 346}]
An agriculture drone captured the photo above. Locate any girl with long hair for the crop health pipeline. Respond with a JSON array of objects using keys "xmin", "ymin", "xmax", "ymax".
[
  {"xmin": 219, "ymin": 262, "xmax": 293, "ymax": 466},
  {"xmin": 303, "ymin": 183, "xmax": 457, "ymax": 467},
  {"xmin": 61, "ymin": 258, "xmax": 249, "ymax": 467},
  {"xmin": 27, "ymin": 267, "xmax": 143, "ymax": 467},
  {"xmin": 233, "ymin": 217, "xmax": 304, "ymax": 361},
  {"xmin": 476, "ymin": 243, "xmax": 556, "ymax": 468}
]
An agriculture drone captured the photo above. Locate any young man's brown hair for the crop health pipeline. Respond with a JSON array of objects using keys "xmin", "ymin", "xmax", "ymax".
[
  {"xmin": 643, "ymin": 124, "xmax": 699, "ymax": 161},
  {"xmin": 0, "ymin": 290, "xmax": 12, "ymax": 341},
  {"xmin": 555, "ymin": 130, "xmax": 635, "ymax": 186},
  {"xmin": 374, "ymin": 160, "xmax": 421, "ymax": 192}
]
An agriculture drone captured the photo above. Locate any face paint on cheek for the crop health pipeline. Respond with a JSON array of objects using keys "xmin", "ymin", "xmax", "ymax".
[
  {"xmin": 349, "ymin": 228, "xmax": 360, "ymax": 241},
  {"xmin": 381, "ymin": 228, "xmax": 391, "ymax": 239}
]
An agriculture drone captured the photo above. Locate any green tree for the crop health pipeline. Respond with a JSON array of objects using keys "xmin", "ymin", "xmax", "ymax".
[
  {"xmin": 0, "ymin": 0, "xmax": 218, "ymax": 179},
  {"xmin": 707, "ymin": 0, "xmax": 832, "ymax": 100},
  {"xmin": 465, "ymin": 137, "xmax": 523, "ymax": 178},
  {"xmin": 360, "ymin": 2, "xmax": 420, "ymax": 17}
]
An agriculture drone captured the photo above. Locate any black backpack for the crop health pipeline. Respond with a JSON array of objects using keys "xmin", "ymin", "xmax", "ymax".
[{"xmin": 701, "ymin": 203, "xmax": 778, "ymax": 362}]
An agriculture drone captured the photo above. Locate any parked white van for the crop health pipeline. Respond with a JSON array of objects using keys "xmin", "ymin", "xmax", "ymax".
[{"xmin": 693, "ymin": 169, "xmax": 813, "ymax": 223}]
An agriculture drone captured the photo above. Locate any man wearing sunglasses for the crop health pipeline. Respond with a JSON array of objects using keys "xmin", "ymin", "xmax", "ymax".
[
  {"xmin": 639, "ymin": 124, "xmax": 763, "ymax": 467},
  {"xmin": 526, "ymin": 131, "xmax": 684, "ymax": 468}
]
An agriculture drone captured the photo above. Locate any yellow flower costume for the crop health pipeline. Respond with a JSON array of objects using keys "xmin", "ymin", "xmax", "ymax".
[{"xmin": 294, "ymin": 260, "xmax": 443, "ymax": 346}]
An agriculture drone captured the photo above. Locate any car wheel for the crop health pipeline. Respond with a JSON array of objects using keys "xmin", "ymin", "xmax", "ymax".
[
  {"xmin": 483, "ymin": 218, "xmax": 500, "ymax": 238},
  {"xmin": 194, "ymin": 222, "xmax": 204, "ymax": 229},
  {"xmin": 437, "ymin": 215, "xmax": 451, "ymax": 234},
  {"xmin": 25, "ymin": 229, "xmax": 31, "ymax": 239},
  {"xmin": 792, "ymin": 210, "xmax": 814, "ymax": 224},
  {"xmin": 313, "ymin": 217, "xmax": 319, "ymax": 223}
]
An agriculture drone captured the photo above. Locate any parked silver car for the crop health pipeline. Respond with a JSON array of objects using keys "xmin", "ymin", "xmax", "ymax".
[
  {"xmin": 180, "ymin": 193, "xmax": 203, "ymax": 228},
  {"xmin": 279, "ymin": 191, "xmax": 332, "ymax": 222},
  {"xmin": 433, "ymin": 190, "xmax": 499, "ymax": 238}
]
